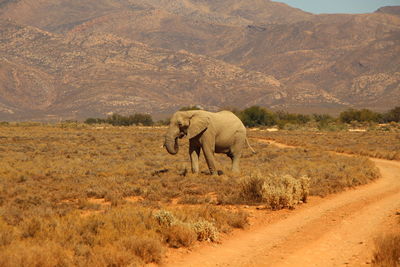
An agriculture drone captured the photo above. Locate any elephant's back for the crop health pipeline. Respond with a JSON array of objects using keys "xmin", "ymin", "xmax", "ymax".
[{"xmin": 214, "ymin": 111, "xmax": 246, "ymax": 130}]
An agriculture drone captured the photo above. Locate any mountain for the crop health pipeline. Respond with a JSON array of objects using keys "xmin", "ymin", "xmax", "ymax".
[
  {"xmin": 0, "ymin": 19, "xmax": 284, "ymax": 120},
  {"xmin": 221, "ymin": 13, "xmax": 400, "ymax": 111},
  {"xmin": 376, "ymin": 6, "xmax": 400, "ymax": 17},
  {"xmin": 0, "ymin": 0, "xmax": 399, "ymax": 120}
]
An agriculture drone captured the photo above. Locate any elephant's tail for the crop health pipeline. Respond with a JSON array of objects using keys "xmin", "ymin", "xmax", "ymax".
[{"xmin": 246, "ymin": 138, "xmax": 256, "ymax": 154}]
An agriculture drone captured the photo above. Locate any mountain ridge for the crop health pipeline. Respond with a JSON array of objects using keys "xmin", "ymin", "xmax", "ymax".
[{"xmin": 0, "ymin": 0, "xmax": 399, "ymax": 120}]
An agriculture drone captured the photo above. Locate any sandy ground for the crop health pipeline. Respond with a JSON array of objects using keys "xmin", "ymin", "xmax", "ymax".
[{"xmin": 162, "ymin": 139, "xmax": 400, "ymax": 267}]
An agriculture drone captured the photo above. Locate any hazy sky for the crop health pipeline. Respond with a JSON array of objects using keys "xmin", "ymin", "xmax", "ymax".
[{"xmin": 274, "ymin": 0, "xmax": 400, "ymax": 14}]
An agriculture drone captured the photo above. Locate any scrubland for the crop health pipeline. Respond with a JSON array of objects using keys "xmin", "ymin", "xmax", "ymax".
[
  {"xmin": 252, "ymin": 128, "xmax": 400, "ymax": 160},
  {"xmin": 0, "ymin": 123, "xmax": 381, "ymax": 266}
]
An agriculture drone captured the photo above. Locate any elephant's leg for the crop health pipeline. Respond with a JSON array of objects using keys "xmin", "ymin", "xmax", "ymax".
[
  {"xmin": 226, "ymin": 151, "xmax": 239, "ymax": 173},
  {"xmin": 231, "ymin": 153, "xmax": 241, "ymax": 173},
  {"xmin": 189, "ymin": 145, "xmax": 201, "ymax": 173},
  {"xmin": 229, "ymin": 135, "xmax": 245, "ymax": 173},
  {"xmin": 202, "ymin": 145, "xmax": 217, "ymax": 175}
]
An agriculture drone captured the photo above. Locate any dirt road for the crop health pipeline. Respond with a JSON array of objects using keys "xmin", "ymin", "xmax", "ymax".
[{"xmin": 165, "ymin": 139, "xmax": 400, "ymax": 267}]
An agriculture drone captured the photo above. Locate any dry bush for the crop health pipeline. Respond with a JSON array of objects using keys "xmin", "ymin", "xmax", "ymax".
[
  {"xmin": 240, "ymin": 172, "xmax": 309, "ymax": 209},
  {"xmin": 153, "ymin": 208, "xmax": 243, "ymax": 245},
  {"xmin": 372, "ymin": 232, "xmax": 400, "ymax": 267},
  {"xmin": 0, "ymin": 241, "xmax": 73, "ymax": 267},
  {"xmin": 160, "ymin": 223, "xmax": 197, "ymax": 248},
  {"xmin": 0, "ymin": 218, "xmax": 15, "ymax": 246},
  {"xmin": 86, "ymin": 244, "xmax": 140, "ymax": 267},
  {"xmin": 121, "ymin": 236, "xmax": 163, "ymax": 264},
  {"xmin": 192, "ymin": 220, "xmax": 219, "ymax": 242},
  {"xmin": 170, "ymin": 206, "xmax": 249, "ymax": 233},
  {"xmin": 154, "ymin": 209, "xmax": 176, "ymax": 227}
]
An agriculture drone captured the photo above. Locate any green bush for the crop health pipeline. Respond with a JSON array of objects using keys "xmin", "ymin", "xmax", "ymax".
[
  {"xmin": 339, "ymin": 108, "xmax": 382, "ymax": 123},
  {"xmin": 84, "ymin": 113, "xmax": 153, "ymax": 126},
  {"xmin": 276, "ymin": 111, "xmax": 311, "ymax": 126},
  {"xmin": 240, "ymin": 106, "xmax": 277, "ymax": 127},
  {"xmin": 382, "ymin": 106, "xmax": 400, "ymax": 123}
]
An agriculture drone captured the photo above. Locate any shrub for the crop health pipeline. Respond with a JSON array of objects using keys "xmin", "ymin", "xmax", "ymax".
[
  {"xmin": 240, "ymin": 172, "xmax": 310, "ymax": 209},
  {"xmin": 276, "ymin": 111, "xmax": 311, "ymax": 127},
  {"xmin": 84, "ymin": 118, "xmax": 105, "ymax": 124},
  {"xmin": 129, "ymin": 113, "xmax": 153, "ymax": 126},
  {"xmin": 122, "ymin": 236, "xmax": 163, "ymax": 264},
  {"xmin": 154, "ymin": 210, "xmax": 176, "ymax": 227},
  {"xmin": 382, "ymin": 106, "xmax": 400, "ymax": 123},
  {"xmin": 191, "ymin": 220, "xmax": 219, "ymax": 242},
  {"xmin": 153, "ymin": 209, "xmax": 223, "ymax": 245},
  {"xmin": 240, "ymin": 106, "xmax": 277, "ymax": 127},
  {"xmin": 161, "ymin": 223, "xmax": 197, "ymax": 248},
  {"xmin": 84, "ymin": 113, "xmax": 153, "ymax": 126},
  {"xmin": 339, "ymin": 108, "xmax": 382, "ymax": 123},
  {"xmin": 89, "ymin": 243, "xmax": 140, "ymax": 266}
]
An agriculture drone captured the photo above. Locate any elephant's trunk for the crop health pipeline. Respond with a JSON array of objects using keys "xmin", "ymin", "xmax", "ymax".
[
  {"xmin": 165, "ymin": 136, "xmax": 179, "ymax": 155},
  {"xmin": 164, "ymin": 129, "xmax": 179, "ymax": 155}
]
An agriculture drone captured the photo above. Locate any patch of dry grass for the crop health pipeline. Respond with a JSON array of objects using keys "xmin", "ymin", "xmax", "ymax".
[
  {"xmin": 252, "ymin": 130, "xmax": 400, "ymax": 160},
  {"xmin": 372, "ymin": 229, "xmax": 400, "ymax": 266},
  {"xmin": 240, "ymin": 172, "xmax": 310, "ymax": 209},
  {"xmin": 0, "ymin": 124, "xmax": 381, "ymax": 265}
]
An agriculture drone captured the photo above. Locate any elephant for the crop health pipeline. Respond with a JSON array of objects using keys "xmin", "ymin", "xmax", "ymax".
[{"xmin": 164, "ymin": 110, "xmax": 255, "ymax": 175}]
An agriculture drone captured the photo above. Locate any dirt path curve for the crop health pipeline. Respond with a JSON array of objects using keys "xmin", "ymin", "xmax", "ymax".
[{"xmin": 164, "ymin": 139, "xmax": 400, "ymax": 267}]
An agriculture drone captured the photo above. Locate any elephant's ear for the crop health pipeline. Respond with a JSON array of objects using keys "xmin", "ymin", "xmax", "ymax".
[{"xmin": 188, "ymin": 115, "xmax": 209, "ymax": 139}]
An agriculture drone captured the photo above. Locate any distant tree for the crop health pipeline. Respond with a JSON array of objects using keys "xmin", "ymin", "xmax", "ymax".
[
  {"xmin": 130, "ymin": 113, "xmax": 154, "ymax": 126},
  {"xmin": 383, "ymin": 106, "xmax": 400, "ymax": 122},
  {"xmin": 107, "ymin": 114, "xmax": 130, "ymax": 126},
  {"xmin": 339, "ymin": 108, "xmax": 381, "ymax": 123},
  {"xmin": 313, "ymin": 113, "xmax": 336, "ymax": 130},
  {"xmin": 313, "ymin": 113, "xmax": 335, "ymax": 123},
  {"xmin": 84, "ymin": 113, "xmax": 154, "ymax": 126},
  {"xmin": 156, "ymin": 118, "xmax": 170, "ymax": 126},
  {"xmin": 239, "ymin": 106, "xmax": 277, "ymax": 127},
  {"xmin": 339, "ymin": 109, "xmax": 360, "ymax": 123},
  {"xmin": 276, "ymin": 111, "xmax": 311, "ymax": 125},
  {"xmin": 359, "ymin": 109, "xmax": 382, "ymax": 122},
  {"xmin": 85, "ymin": 118, "xmax": 105, "ymax": 124}
]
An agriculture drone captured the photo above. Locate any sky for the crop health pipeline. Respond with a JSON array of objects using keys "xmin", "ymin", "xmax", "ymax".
[{"xmin": 274, "ymin": 0, "xmax": 400, "ymax": 14}]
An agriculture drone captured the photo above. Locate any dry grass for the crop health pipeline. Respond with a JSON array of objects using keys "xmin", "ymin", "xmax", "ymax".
[
  {"xmin": 252, "ymin": 130, "xmax": 400, "ymax": 160},
  {"xmin": 0, "ymin": 123, "xmax": 382, "ymax": 265},
  {"xmin": 372, "ymin": 220, "xmax": 400, "ymax": 267},
  {"xmin": 240, "ymin": 172, "xmax": 310, "ymax": 209}
]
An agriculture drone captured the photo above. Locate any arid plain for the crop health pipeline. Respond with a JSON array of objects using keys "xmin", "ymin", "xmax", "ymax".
[
  {"xmin": 0, "ymin": 123, "xmax": 399, "ymax": 266},
  {"xmin": 0, "ymin": 0, "xmax": 399, "ymax": 266}
]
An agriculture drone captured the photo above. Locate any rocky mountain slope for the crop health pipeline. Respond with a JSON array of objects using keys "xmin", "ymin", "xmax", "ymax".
[
  {"xmin": 0, "ymin": 0, "xmax": 399, "ymax": 120},
  {"xmin": 0, "ymin": 19, "xmax": 284, "ymax": 120}
]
